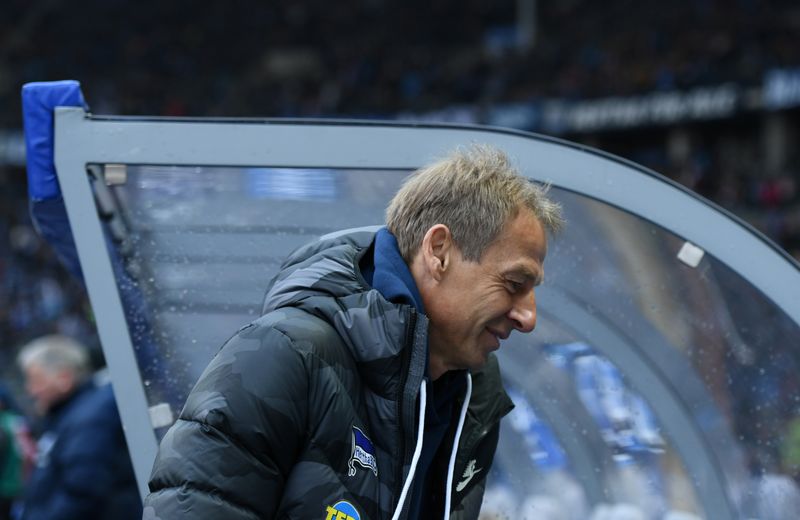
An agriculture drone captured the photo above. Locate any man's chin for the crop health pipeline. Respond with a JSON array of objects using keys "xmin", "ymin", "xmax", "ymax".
[{"xmin": 466, "ymin": 351, "xmax": 492, "ymax": 372}]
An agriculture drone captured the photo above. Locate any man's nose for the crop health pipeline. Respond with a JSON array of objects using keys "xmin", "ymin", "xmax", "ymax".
[{"xmin": 508, "ymin": 289, "xmax": 537, "ymax": 333}]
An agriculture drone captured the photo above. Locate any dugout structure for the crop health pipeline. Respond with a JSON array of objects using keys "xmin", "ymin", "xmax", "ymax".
[{"xmin": 26, "ymin": 82, "xmax": 800, "ymax": 519}]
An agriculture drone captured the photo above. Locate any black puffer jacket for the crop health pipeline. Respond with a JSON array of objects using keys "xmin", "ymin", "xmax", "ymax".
[{"xmin": 144, "ymin": 229, "xmax": 513, "ymax": 519}]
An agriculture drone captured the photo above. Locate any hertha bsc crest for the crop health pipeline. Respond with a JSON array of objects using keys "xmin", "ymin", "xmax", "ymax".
[{"xmin": 348, "ymin": 426, "xmax": 378, "ymax": 477}]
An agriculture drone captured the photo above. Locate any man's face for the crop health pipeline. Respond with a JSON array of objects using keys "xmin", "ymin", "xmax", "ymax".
[
  {"xmin": 24, "ymin": 363, "xmax": 75, "ymax": 414},
  {"xmin": 424, "ymin": 209, "xmax": 547, "ymax": 377}
]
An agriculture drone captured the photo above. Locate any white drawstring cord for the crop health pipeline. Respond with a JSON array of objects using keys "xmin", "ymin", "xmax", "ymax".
[
  {"xmin": 443, "ymin": 372, "xmax": 473, "ymax": 519},
  {"xmin": 391, "ymin": 380, "xmax": 427, "ymax": 520}
]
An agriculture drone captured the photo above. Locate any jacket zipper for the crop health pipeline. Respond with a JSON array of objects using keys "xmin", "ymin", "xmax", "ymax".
[
  {"xmin": 391, "ymin": 381, "xmax": 427, "ymax": 520},
  {"xmin": 391, "ymin": 310, "xmax": 417, "ymax": 519},
  {"xmin": 442, "ymin": 373, "xmax": 473, "ymax": 519}
]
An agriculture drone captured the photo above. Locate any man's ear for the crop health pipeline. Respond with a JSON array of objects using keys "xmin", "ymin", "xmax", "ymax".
[{"xmin": 420, "ymin": 224, "xmax": 453, "ymax": 281}]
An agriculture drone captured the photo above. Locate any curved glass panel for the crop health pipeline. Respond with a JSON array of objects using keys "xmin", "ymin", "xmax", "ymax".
[
  {"xmin": 102, "ymin": 165, "xmax": 408, "ymax": 417},
  {"xmin": 489, "ymin": 344, "xmax": 699, "ymax": 519},
  {"xmin": 492, "ymin": 187, "xmax": 800, "ymax": 519}
]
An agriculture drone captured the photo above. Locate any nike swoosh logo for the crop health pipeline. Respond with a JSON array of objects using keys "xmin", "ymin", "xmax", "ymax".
[{"xmin": 456, "ymin": 466, "xmax": 482, "ymax": 492}]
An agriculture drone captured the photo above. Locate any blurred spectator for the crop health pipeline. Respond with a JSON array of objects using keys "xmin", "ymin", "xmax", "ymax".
[
  {"xmin": 0, "ymin": 385, "xmax": 34, "ymax": 520},
  {"xmin": 15, "ymin": 335, "xmax": 140, "ymax": 520}
]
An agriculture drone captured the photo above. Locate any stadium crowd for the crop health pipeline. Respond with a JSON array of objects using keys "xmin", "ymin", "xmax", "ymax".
[{"xmin": 0, "ymin": 0, "xmax": 798, "ymax": 121}]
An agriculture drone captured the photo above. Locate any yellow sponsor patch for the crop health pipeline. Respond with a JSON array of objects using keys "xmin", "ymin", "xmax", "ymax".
[{"xmin": 324, "ymin": 500, "xmax": 361, "ymax": 520}]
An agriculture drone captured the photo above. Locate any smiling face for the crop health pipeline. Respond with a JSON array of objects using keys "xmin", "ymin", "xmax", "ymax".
[{"xmin": 412, "ymin": 208, "xmax": 548, "ymax": 379}]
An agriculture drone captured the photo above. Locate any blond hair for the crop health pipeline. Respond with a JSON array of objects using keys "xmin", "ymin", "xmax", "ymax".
[{"xmin": 386, "ymin": 144, "xmax": 564, "ymax": 262}]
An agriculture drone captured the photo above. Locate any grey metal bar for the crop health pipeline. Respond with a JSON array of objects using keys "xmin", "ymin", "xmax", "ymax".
[{"xmin": 54, "ymin": 113, "xmax": 156, "ymax": 498}]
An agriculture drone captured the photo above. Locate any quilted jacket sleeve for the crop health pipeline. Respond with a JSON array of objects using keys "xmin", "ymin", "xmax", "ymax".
[{"xmin": 144, "ymin": 322, "xmax": 309, "ymax": 519}]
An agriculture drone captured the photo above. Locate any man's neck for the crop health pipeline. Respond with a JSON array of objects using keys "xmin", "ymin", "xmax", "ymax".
[{"xmin": 428, "ymin": 356, "xmax": 448, "ymax": 381}]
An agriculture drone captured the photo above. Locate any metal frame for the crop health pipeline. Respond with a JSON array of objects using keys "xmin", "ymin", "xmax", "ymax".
[{"xmin": 53, "ymin": 107, "xmax": 800, "ymax": 509}]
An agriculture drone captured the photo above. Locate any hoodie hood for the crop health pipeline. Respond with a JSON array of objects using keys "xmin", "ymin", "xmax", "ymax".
[{"xmin": 262, "ymin": 229, "xmax": 427, "ymax": 386}]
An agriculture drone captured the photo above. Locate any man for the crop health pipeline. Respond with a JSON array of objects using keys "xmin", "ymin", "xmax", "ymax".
[
  {"xmin": 16, "ymin": 335, "xmax": 141, "ymax": 520},
  {"xmin": 145, "ymin": 144, "xmax": 563, "ymax": 519}
]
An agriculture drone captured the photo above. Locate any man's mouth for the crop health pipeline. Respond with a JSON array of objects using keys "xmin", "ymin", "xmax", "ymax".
[
  {"xmin": 488, "ymin": 328, "xmax": 509, "ymax": 340},
  {"xmin": 485, "ymin": 328, "xmax": 508, "ymax": 348}
]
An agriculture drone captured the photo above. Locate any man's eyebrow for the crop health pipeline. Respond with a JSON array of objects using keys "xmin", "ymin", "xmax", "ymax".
[{"xmin": 508, "ymin": 266, "xmax": 544, "ymax": 286}]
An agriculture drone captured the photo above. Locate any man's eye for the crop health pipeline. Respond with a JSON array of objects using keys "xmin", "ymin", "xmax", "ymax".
[{"xmin": 507, "ymin": 280, "xmax": 523, "ymax": 292}]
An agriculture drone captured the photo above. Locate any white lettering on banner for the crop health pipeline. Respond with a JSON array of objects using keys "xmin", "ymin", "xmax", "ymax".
[{"xmin": 562, "ymin": 85, "xmax": 739, "ymax": 132}]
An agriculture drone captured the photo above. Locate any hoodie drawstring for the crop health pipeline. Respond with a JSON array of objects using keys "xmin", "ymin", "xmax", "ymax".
[{"xmin": 391, "ymin": 380, "xmax": 427, "ymax": 520}]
